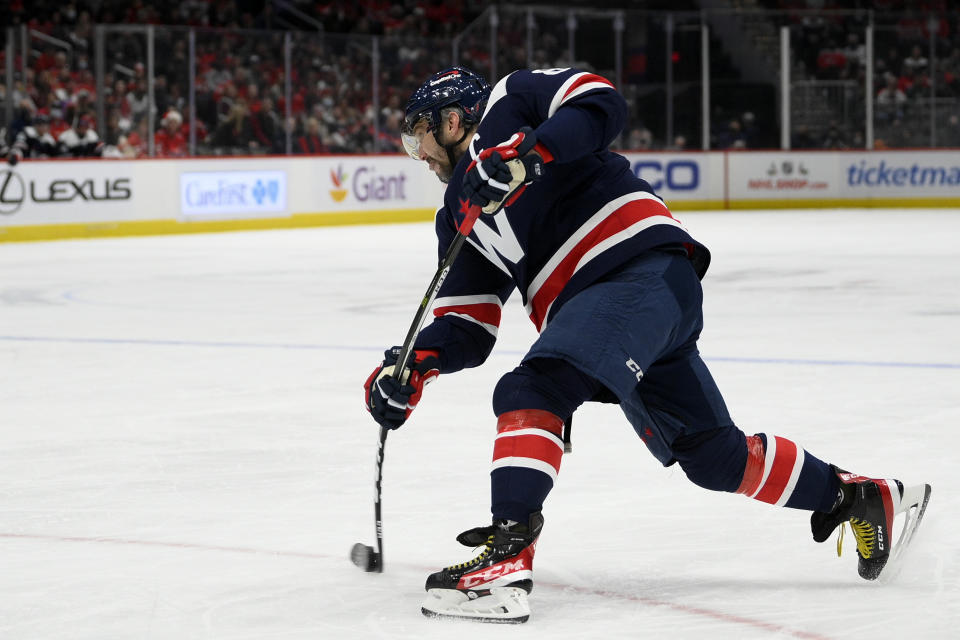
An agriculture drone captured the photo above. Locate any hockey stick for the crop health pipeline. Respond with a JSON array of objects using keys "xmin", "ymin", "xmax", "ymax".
[{"xmin": 351, "ymin": 203, "xmax": 483, "ymax": 573}]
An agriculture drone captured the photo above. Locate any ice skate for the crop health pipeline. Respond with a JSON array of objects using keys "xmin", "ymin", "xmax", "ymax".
[
  {"xmin": 421, "ymin": 512, "xmax": 543, "ymax": 623},
  {"xmin": 811, "ymin": 466, "xmax": 931, "ymax": 581}
]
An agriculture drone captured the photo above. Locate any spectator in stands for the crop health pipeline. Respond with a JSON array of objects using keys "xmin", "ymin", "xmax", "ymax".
[
  {"xmin": 210, "ymin": 100, "xmax": 255, "ymax": 153},
  {"xmin": 940, "ymin": 47, "xmax": 960, "ymax": 96},
  {"xmin": 627, "ymin": 127, "xmax": 653, "ymax": 150},
  {"xmin": 58, "ymin": 114, "xmax": 103, "ymax": 157},
  {"xmin": 715, "ymin": 119, "xmax": 747, "ymax": 149},
  {"xmin": 126, "ymin": 81, "xmax": 150, "ymax": 126},
  {"xmin": 294, "ymin": 117, "xmax": 328, "ymax": 154},
  {"xmin": 155, "ymin": 109, "xmax": 188, "ymax": 157},
  {"xmin": 820, "ymin": 122, "xmax": 848, "ymax": 149},
  {"xmin": 251, "ymin": 96, "xmax": 280, "ymax": 151},
  {"xmin": 944, "ymin": 114, "xmax": 960, "ymax": 148},
  {"xmin": 11, "ymin": 113, "xmax": 60, "ymax": 160},
  {"xmin": 666, "ymin": 134, "xmax": 688, "ymax": 151},
  {"xmin": 843, "ymin": 33, "xmax": 866, "ymax": 69},
  {"xmin": 876, "ymin": 72, "xmax": 907, "ymax": 123},
  {"xmin": 125, "ymin": 119, "xmax": 149, "ymax": 157},
  {"xmin": 902, "ymin": 45, "xmax": 928, "ymax": 74},
  {"xmin": 816, "ymin": 40, "xmax": 847, "ymax": 80}
]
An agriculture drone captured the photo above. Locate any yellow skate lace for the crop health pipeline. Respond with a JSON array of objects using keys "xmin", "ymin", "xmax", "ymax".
[
  {"xmin": 836, "ymin": 519, "xmax": 876, "ymax": 558},
  {"xmin": 446, "ymin": 534, "xmax": 495, "ymax": 571}
]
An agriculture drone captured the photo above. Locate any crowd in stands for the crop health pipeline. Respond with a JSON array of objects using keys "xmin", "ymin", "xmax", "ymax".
[
  {"xmin": 766, "ymin": 0, "xmax": 960, "ymax": 148},
  {"xmin": 1, "ymin": 0, "xmax": 474, "ymax": 160},
  {"xmin": 2, "ymin": 0, "xmax": 959, "ymax": 159}
]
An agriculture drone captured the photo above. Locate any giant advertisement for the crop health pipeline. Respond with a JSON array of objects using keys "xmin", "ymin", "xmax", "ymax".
[{"xmin": 307, "ymin": 156, "xmax": 444, "ymax": 211}]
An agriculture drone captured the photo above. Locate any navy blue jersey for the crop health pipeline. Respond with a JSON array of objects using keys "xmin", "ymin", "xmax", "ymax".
[{"xmin": 414, "ymin": 68, "xmax": 710, "ymax": 373}]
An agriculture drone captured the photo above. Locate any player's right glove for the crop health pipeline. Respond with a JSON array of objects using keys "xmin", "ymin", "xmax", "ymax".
[
  {"xmin": 363, "ymin": 346, "xmax": 441, "ymax": 429},
  {"xmin": 462, "ymin": 127, "xmax": 544, "ymax": 215}
]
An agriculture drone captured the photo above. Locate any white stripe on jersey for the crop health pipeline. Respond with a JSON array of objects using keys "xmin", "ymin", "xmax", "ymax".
[
  {"xmin": 439, "ymin": 311, "xmax": 499, "ymax": 337},
  {"xmin": 434, "ymin": 294, "xmax": 503, "ymax": 308},
  {"xmin": 481, "ymin": 73, "xmax": 515, "ymax": 121},
  {"xmin": 525, "ymin": 191, "xmax": 670, "ymax": 305},
  {"xmin": 547, "ymin": 73, "xmax": 614, "ymax": 118}
]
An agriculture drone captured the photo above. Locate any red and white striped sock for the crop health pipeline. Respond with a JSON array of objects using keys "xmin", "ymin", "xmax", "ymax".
[
  {"xmin": 736, "ymin": 434, "xmax": 809, "ymax": 507},
  {"xmin": 490, "ymin": 410, "xmax": 565, "ymax": 521}
]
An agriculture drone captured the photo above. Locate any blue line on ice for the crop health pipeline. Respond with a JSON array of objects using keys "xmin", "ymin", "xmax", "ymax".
[{"xmin": 2, "ymin": 335, "xmax": 958, "ymax": 370}]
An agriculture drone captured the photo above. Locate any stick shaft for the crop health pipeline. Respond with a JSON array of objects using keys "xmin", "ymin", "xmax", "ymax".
[{"xmin": 371, "ymin": 204, "xmax": 481, "ymax": 573}]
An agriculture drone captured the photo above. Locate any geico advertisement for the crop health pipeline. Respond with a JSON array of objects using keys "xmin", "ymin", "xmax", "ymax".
[
  {"xmin": 728, "ymin": 153, "xmax": 834, "ymax": 200},
  {"xmin": 842, "ymin": 152, "xmax": 960, "ymax": 195},
  {"xmin": 621, "ymin": 154, "xmax": 715, "ymax": 201},
  {"xmin": 0, "ymin": 162, "xmax": 133, "ymax": 222},
  {"xmin": 180, "ymin": 170, "xmax": 287, "ymax": 216}
]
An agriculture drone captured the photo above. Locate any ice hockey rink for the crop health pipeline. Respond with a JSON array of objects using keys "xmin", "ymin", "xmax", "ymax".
[{"xmin": 2, "ymin": 208, "xmax": 958, "ymax": 639}]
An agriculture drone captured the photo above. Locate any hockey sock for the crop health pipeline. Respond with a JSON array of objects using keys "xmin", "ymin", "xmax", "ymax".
[
  {"xmin": 736, "ymin": 434, "xmax": 839, "ymax": 512},
  {"xmin": 490, "ymin": 409, "xmax": 565, "ymax": 523}
]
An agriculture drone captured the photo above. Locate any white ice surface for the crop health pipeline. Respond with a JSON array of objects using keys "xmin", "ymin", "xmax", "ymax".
[{"xmin": 1, "ymin": 209, "xmax": 958, "ymax": 639}]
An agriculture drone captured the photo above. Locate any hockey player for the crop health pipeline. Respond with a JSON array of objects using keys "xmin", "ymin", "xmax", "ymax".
[
  {"xmin": 9, "ymin": 113, "xmax": 60, "ymax": 162},
  {"xmin": 58, "ymin": 115, "xmax": 103, "ymax": 158},
  {"xmin": 363, "ymin": 66, "xmax": 931, "ymax": 623}
]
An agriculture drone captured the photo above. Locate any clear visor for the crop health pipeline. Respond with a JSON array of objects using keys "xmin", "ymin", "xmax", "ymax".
[{"xmin": 400, "ymin": 114, "xmax": 431, "ymax": 160}]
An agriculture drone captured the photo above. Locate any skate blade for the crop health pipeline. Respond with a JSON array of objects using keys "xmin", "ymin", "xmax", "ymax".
[
  {"xmin": 421, "ymin": 587, "xmax": 530, "ymax": 624},
  {"xmin": 877, "ymin": 483, "xmax": 932, "ymax": 583}
]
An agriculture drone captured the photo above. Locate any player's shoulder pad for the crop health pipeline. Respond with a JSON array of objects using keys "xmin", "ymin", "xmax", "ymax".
[{"xmin": 483, "ymin": 68, "xmax": 617, "ymax": 122}]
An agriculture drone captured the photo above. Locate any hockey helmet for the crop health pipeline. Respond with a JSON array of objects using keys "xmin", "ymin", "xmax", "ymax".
[{"xmin": 401, "ymin": 66, "xmax": 490, "ymax": 160}]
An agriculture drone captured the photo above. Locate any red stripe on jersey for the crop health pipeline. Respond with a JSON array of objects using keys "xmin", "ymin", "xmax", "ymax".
[
  {"xmin": 753, "ymin": 436, "xmax": 799, "ymax": 504},
  {"xmin": 527, "ymin": 197, "xmax": 673, "ymax": 329},
  {"xmin": 561, "ymin": 73, "xmax": 615, "ymax": 101},
  {"xmin": 736, "ymin": 435, "xmax": 766, "ymax": 496},
  {"xmin": 492, "ymin": 432, "xmax": 563, "ymax": 473},
  {"xmin": 496, "ymin": 409, "xmax": 564, "ymax": 437},
  {"xmin": 433, "ymin": 302, "xmax": 502, "ymax": 327},
  {"xmin": 533, "ymin": 142, "xmax": 554, "ymax": 163}
]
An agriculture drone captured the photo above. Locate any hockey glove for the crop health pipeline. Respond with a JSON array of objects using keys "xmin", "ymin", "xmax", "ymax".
[
  {"xmin": 363, "ymin": 346, "xmax": 441, "ymax": 429},
  {"xmin": 462, "ymin": 127, "xmax": 545, "ymax": 215}
]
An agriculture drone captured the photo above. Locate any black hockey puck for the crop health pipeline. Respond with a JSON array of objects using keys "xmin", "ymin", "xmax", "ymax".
[{"xmin": 350, "ymin": 542, "xmax": 380, "ymax": 572}]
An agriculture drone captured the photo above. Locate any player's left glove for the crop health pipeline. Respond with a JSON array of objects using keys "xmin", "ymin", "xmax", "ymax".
[
  {"xmin": 363, "ymin": 346, "xmax": 441, "ymax": 429},
  {"xmin": 462, "ymin": 127, "xmax": 544, "ymax": 215}
]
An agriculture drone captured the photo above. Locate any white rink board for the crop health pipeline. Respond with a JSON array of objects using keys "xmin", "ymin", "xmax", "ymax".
[
  {"xmin": 1, "ymin": 150, "xmax": 958, "ymax": 241},
  {"xmin": 0, "ymin": 155, "xmax": 445, "ymax": 228}
]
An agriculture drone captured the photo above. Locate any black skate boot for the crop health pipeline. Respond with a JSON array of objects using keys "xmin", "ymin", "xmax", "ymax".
[
  {"xmin": 811, "ymin": 466, "xmax": 931, "ymax": 580},
  {"xmin": 421, "ymin": 512, "xmax": 543, "ymax": 623}
]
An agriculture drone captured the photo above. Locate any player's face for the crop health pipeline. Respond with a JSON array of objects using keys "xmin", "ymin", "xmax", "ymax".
[{"xmin": 405, "ymin": 119, "xmax": 454, "ymax": 184}]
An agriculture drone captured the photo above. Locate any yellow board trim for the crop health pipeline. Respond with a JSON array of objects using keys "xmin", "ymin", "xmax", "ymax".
[
  {"xmin": 724, "ymin": 197, "xmax": 960, "ymax": 210},
  {"xmin": 3, "ymin": 197, "xmax": 960, "ymax": 243},
  {"xmin": 0, "ymin": 208, "xmax": 438, "ymax": 243}
]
